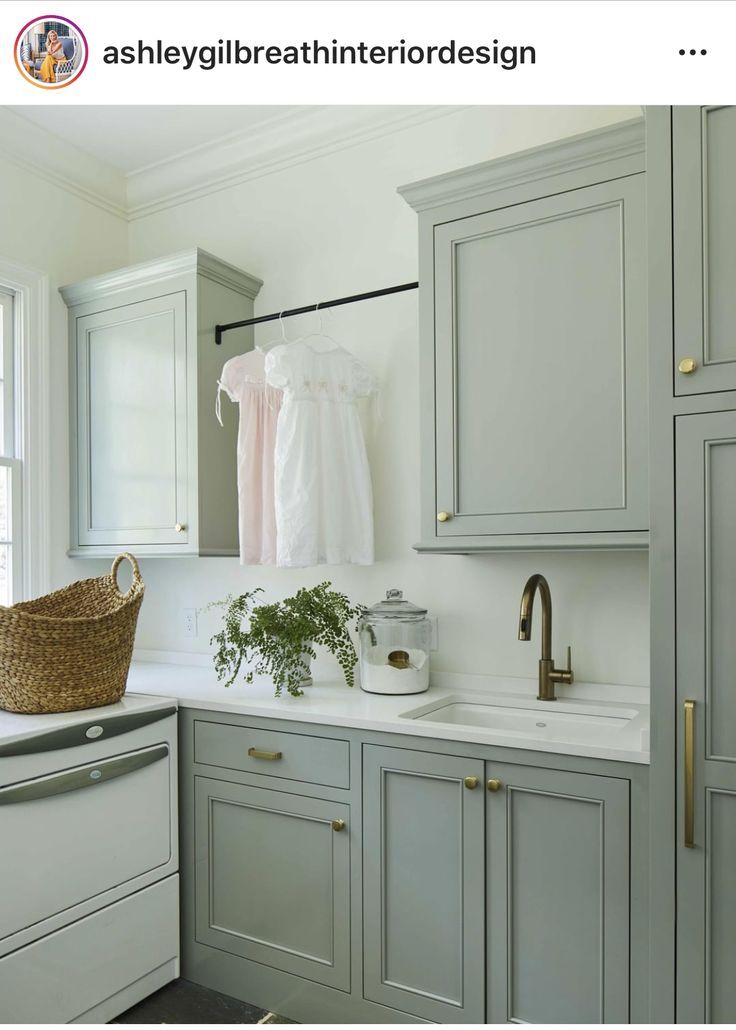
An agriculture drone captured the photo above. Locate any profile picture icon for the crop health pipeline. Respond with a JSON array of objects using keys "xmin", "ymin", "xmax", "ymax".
[{"xmin": 15, "ymin": 16, "xmax": 88, "ymax": 88}]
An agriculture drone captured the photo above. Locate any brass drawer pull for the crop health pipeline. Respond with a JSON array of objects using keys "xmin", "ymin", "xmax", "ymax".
[
  {"xmin": 331, "ymin": 819, "xmax": 346, "ymax": 832},
  {"xmin": 684, "ymin": 700, "xmax": 695, "ymax": 848},
  {"xmin": 678, "ymin": 357, "xmax": 697, "ymax": 375},
  {"xmin": 437, "ymin": 511, "xmax": 451, "ymax": 523},
  {"xmin": 464, "ymin": 776, "xmax": 479, "ymax": 790},
  {"xmin": 247, "ymin": 747, "xmax": 282, "ymax": 761},
  {"xmin": 487, "ymin": 778, "xmax": 503, "ymax": 792}
]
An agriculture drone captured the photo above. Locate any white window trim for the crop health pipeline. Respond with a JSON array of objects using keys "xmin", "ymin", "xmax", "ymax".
[{"xmin": 0, "ymin": 256, "xmax": 51, "ymax": 600}]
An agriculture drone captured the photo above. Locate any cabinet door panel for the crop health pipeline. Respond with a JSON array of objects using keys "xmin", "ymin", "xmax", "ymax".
[
  {"xmin": 433, "ymin": 175, "xmax": 647, "ymax": 539},
  {"xmin": 362, "ymin": 745, "xmax": 485, "ymax": 1023},
  {"xmin": 194, "ymin": 777, "xmax": 350, "ymax": 991},
  {"xmin": 487, "ymin": 764, "xmax": 629, "ymax": 1024},
  {"xmin": 675, "ymin": 411, "xmax": 736, "ymax": 1022},
  {"xmin": 76, "ymin": 292, "xmax": 188, "ymax": 547},
  {"xmin": 674, "ymin": 106, "xmax": 736, "ymax": 394}
]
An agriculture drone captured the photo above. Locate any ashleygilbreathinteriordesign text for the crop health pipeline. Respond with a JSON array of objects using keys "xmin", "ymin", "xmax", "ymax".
[{"xmin": 102, "ymin": 37, "xmax": 537, "ymax": 72}]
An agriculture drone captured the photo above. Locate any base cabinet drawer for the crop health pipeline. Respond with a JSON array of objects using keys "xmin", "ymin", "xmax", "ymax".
[
  {"xmin": 194, "ymin": 777, "xmax": 351, "ymax": 991},
  {"xmin": 0, "ymin": 874, "xmax": 179, "ymax": 1024},
  {"xmin": 194, "ymin": 719, "xmax": 350, "ymax": 788}
]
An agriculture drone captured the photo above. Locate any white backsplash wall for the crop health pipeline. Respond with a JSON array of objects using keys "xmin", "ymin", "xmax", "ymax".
[{"xmin": 31, "ymin": 104, "xmax": 647, "ymax": 688}]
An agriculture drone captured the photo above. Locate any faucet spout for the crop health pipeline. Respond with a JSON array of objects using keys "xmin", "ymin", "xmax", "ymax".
[
  {"xmin": 517, "ymin": 573, "xmax": 573, "ymax": 701},
  {"xmin": 518, "ymin": 573, "xmax": 552, "ymax": 659}
]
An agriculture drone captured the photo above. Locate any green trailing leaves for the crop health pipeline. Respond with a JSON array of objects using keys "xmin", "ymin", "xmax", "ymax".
[{"xmin": 208, "ymin": 583, "xmax": 364, "ymax": 698}]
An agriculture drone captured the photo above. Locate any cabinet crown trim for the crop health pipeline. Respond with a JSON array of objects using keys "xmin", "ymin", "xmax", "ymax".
[
  {"xmin": 59, "ymin": 248, "xmax": 263, "ymax": 307},
  {"xmin": 398, "ymin": 117, "xmax": 645, "ymax": 212}
]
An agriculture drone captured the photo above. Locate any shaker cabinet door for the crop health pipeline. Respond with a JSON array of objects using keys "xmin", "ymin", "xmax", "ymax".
[
  {"xmin": 486, "ymin": 763, "xmax": 630, "ymax": 1024},
  {"xmin": 74, "ymin": 292, "xmax": 190, "ymax": 549},
  {"xmin": 673, "ymin": 106, "xmax": 736, "ymax": 396},
  {"xmin": 432, "ymin": 175, "xmax": 648, "ymax": 541},
  {"xmin": 362, "ymin": 745, "xmax": 485, "ymax": 1023},
  {"xmin": 194, "ymin": 777, "xmax": 351, "ymax": 991},
  {"xmin": 675, "ymin": 411, "xmax": 736, "ymax": 1023}
]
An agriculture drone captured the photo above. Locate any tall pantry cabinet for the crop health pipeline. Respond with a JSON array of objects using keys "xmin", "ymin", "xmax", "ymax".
[{"xmin": 647, "ymin": 106, "xmax": 736, "ymax": 1023}]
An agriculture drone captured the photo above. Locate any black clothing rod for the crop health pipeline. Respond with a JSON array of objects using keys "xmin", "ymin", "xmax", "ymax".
[{"xmin": 215, "ymin": 280, "xmax": 419, "ymax": 344}]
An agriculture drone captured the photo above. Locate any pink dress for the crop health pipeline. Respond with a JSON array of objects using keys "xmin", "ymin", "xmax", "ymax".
[{"xmin": 217, "ymin": 350, "xmax": 282, "ymax": 565}]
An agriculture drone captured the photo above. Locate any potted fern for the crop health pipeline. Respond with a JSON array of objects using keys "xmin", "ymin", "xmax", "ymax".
[{"xmin": 209, "ymin": 583, "xmax": 364, "ymax": 698}]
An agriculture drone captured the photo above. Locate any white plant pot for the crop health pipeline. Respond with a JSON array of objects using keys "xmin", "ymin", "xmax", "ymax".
[{"xmin": 298, "ymin": 644, "xmax": 313, "ymax": 687}]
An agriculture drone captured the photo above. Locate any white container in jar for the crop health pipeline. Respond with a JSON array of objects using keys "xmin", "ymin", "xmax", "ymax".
[{"xmin": 358, "ymin": 589, "xmax": 431, "ymax": 695}]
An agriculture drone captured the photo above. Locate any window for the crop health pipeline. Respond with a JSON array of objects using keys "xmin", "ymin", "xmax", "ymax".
[{"xmin": 0, "ymin": 288, "xmax": 21, "ymax": 604}]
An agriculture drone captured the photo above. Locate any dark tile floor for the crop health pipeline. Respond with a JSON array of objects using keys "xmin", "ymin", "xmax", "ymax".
[{"xmin": 112, "ymin": 978, "xmax": 296, "ymax": 1024}]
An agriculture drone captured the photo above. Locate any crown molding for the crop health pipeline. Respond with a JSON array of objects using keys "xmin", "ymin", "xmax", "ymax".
[
  {"xmin": 0, "ymin": 107, "xmax": 127, "ymax": 220},
  {"xmin": 125, "ymin": 105, "xmax": 467, "ymax": 220},
  {"xmin": 398, "ymin": 117, "xmax": 645, "ymax": 211},
  {"xmin": 59, "ymin": 247, "xmax": 263, "ymax": 307}
]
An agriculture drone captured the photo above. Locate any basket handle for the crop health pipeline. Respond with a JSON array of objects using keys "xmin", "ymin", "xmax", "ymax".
[{"xmin": 111, "ymin": 552, "xmax": 142, "ymax": 596}]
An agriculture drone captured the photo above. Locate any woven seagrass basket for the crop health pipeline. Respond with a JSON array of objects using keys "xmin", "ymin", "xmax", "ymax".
[{"xmin": 0, "ymin": 553, "xmax": 144, "ymax": 714}]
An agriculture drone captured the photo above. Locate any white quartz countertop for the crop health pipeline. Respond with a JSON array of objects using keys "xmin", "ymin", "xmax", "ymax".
[{"xmin": 126, "ymin": 660, "xmax": 650, "ymax": 765}]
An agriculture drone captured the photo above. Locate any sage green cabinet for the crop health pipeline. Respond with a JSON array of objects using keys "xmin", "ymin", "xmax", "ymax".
[
  {"xmin": 486, "ymin": 762, "xmax": 630, "ymax": 1024},
  {"xmin": 61, "ymin": 249, "xmax": 262, "ymax": 557},
  {"xmin": 675, "ymin": 411, "xmax": 736, "ymax": 1023},
  {"xmin": 362, "ymin": 745, "xmax": 631, "ymax": 1024},
  {"xmin": 194, "ymin": 776, "xmax": 351, "ymax": 991},
  {"xmin": 362, "ymin": 745, "xmax": 486, "ymax": 1023},
  {"xmin": 399, "ymin": 119, "xmax": 648, "ymax": 552},
  {"xmin": 673, "ymin": 107, "xmax": 736, "ymax": 396}
]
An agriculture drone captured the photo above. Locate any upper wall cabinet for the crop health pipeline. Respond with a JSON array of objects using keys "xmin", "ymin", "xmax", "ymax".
[
  {"xmin": 61, "ymin": 249, "xmax": 262, "ymax": 557},
  {"xmin": 673, "ymin": 106, "xmax": 736, "ymax": 396},
  {"xmin": 400, "ymin": 119, "xmax": 648, "ymax": 552}
]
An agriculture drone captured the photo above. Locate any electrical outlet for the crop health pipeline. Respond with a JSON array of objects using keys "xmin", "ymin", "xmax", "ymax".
[
  {"xmin": 182, "ymin": 608, "xmax": 198, "ymax": 638},
  {"xmin": 428, "ymin": 615, "xmax": 439, "ymax": 651}
]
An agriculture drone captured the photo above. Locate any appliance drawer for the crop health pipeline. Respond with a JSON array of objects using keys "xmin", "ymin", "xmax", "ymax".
[
  {"xmin": 193, "ymin": 719, "xmax": 350, "ymax": 788},
  {"xmin": 0, "ymin": 874, "xmax": 179, "ymax": 1023},
  {"xmin": 0, "ymin": 742, "xmax": 175, "ymax": 944}
]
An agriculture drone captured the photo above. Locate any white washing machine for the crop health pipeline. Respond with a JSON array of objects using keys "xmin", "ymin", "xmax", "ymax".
[{"xmin": 0, "ymin": 694, "xmax": 179, "ymax": 1024}]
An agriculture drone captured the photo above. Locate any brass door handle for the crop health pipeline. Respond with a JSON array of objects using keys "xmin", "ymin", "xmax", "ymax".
[
  {"xmin": 331, "ymin": 819, "xmax": 346, "ymax": 832},
  {"xmin": 684, "ymin": 700, "xmax": 695, "ymax": 848},
  {"xmin": 247, "ymin": 747, "xmax": 282, "ymax": 761},
  {"xmin": 464, "ymin": 776, "xmax": 479, "ymax": 790},
  {"xmin": 174, "ymin": 523, "xmax": 186, "ymax": 533},
  {"xmin": 487, "ymin": 778, "xmax": 503, "ymax": 792},
  {"xmin": 678, "ymin": 357, "xmax": 697, "ymax": 375},
  {"xmin": 437, "ymin": 511, "xmax": 451, "ymax": 523}
]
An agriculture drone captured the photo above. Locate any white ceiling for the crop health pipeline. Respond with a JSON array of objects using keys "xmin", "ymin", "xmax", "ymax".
[{"xmin": 7, "ymin": 105, "xmax": 303, "ymax": 173}]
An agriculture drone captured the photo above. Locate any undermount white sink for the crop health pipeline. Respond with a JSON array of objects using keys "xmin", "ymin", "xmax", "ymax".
[{"xmin": 399, "ymin": 693, "xmax": 646, "ymax": 750}]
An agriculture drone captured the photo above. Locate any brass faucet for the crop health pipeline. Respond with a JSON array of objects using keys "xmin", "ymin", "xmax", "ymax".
[{"xmin": 518, "ymin": 573, "xmax": 574, "ymax": 701}]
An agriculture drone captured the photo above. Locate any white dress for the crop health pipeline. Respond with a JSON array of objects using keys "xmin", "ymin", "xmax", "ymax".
[{"xmin": 265, "ymin": 339, "xmax": 374, "ymax": 567}]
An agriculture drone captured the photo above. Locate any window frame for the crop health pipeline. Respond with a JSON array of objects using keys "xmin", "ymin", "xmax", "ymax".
[
  {"xmin": 0, "ymin": 257, "xmax": 51, "ymax": 602},
  {"xmin": 0, "ymin": 288, "xmax": 23, "ymax": 602}
]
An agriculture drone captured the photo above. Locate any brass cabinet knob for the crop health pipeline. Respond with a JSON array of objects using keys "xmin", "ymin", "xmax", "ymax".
[
  {"xmin": 487, "ymin": 778, "xmax": 503, "ymax": 792},
  {"xmin": 437, "ymin": 511, "xmax": 451, "ymax": 523},
  {"xmin": 331, "ymin": 819, "xmax": 346, "ymax": 832},
  {"xmin": 678, "ymin": 357, "xmax": 697, "ymax": 375},
  {"xmin": 464, "ymin": 776, "xmax": 479, "ymax": 790},
  {"xmin": 174, "ymin": 523, "xmax": 186, "ymax": 533}
]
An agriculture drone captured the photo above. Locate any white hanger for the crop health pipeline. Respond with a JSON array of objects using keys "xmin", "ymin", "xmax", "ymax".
[
  {"xmin": 257, "ymin": 310, "xmax": 297, "ymax": 354},
  {"xmin": 299, "ymin": 305, "xmax": 342, "ymax": 352}
]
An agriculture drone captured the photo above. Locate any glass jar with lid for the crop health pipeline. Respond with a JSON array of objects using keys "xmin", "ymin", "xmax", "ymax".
[{"xmin": 358, "ymin": 589, "xmax": 431, "ymax": 695}]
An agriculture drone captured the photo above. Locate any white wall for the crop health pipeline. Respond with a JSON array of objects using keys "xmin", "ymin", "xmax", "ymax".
[
  {"xmin": 0, "ymin": 153, "xmax": 128, "ymax": 588},
  {"xmin": 0, "ymin": 105, "xmax": 648, "ymax": 688},
  {"xmin": 126, "ymin": 105, "xmax": 650, "ymax": 688}
]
